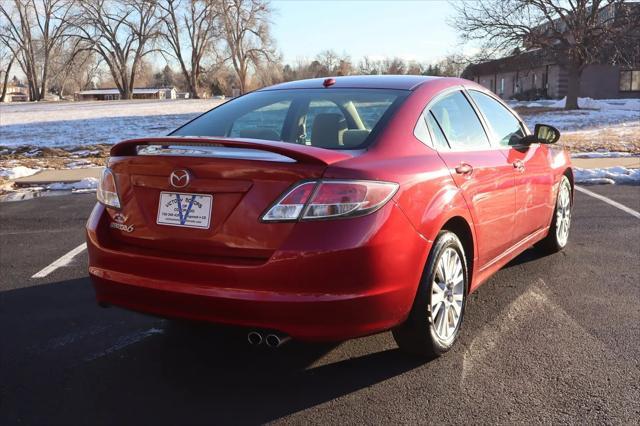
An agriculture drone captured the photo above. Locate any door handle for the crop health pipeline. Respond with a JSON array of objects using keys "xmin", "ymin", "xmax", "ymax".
[
  {"xmin": 455, "ymin": 163, "xmax": 473, "ymax": 175},
  {"xmin": 513, "ymin": 160, "xmax": 525, "ymax": 172}
]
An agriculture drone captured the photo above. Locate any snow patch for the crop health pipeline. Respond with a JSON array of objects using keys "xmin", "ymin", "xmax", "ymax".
[
  {"xmin": 548, "ymin": 97, "xmax": 640, "ymax": 111},
  {"xmin": 512, "ymin": 97, "xmax": 640, "ymax": 111},
  {"xmin": 46, "ymin": 177, "xmax": 98, "ymax": 190},
  {"xmin": 0, "ymin": 99, "xmax": 225, "ymax": 148},
  {"xmin": 571, "ymin": 151, "xmax": 637, "ymax": 158},
  {"xmin": 24, "ymin": 149, "xmax": 42, "ymax": 157},
  {"xmin": 0, "ymin": 166, "xmax": 41, "ymax": 179},
  {"xmin": 70, "ymin": 150, "xmax": 100, "ymax": 158},
  {"xmin": 574, "ymin": 166, "xmax": 640, "ymax": 184},
  {"xmin": 521, "ymin": 107, "xmax": 639, "ymax": 134},
  {"xmin": 65, "ymin": 159, "xmax": 97, "ymax": 169}
]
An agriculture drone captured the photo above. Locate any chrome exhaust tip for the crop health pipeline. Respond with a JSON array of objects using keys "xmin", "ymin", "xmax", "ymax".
[
  {"xmin": 247, "ymin": 331, "xmax": 263, "ymax": 345},
  {"xmin": 265, "ymin": 334, "xmax": 291, "ymax": 348}
]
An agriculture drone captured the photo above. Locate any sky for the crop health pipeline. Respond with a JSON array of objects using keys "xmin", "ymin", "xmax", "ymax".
[
  {"xmin": 6, "ymin": 1, "xmax": 475, "ymax": 82},
  {"xmin": 271, "ymin": 0, "xmax": 476, "ymax": 65}
]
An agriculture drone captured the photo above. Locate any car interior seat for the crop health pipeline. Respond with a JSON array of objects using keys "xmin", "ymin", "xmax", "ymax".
[
  {"xmin": 342, "ymin": 129, "xmax": 371, "ymax": 148},
  {"xmin": 311, "ymin": 113, "xmax": 347, "ymax": 148}
]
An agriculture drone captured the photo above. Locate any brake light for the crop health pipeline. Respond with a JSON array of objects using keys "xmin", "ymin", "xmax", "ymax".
[
  {"xmin": 262, "ymin": 180, "xmax": 398, "ymax": 221},
  {"xmin": 97, "ymin": 168, "xmax": 121, "ymax": 209}
]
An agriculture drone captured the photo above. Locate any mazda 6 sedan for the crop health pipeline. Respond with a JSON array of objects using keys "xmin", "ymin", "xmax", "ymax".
[{"xmin": 87, "ymin": 75, "xmax": 573, "ymax": 356}]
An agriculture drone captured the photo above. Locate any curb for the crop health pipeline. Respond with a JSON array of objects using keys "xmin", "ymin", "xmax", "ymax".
[{"xmin": 14, "ymin": 167, "xmax": 104, "ymax": 187}]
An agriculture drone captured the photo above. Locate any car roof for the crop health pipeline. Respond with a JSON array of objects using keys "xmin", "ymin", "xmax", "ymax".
[{"xmin": 259, "ymin": 75, "xmax": 446, "ymax": 91}]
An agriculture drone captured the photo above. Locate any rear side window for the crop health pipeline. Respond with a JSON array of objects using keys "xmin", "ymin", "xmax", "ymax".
[
  {"xmin": 426, "ymin": 112, "xmax": 450, "ymax": 150},
  {"xmin": 469, "ymin": 90, "xmax": 525, "ymax": 146},
  {"xmin": 172, "ymin": 88, "xmax": 408, "ymax": 150},
  {"xmin": 414, "ymin": 114, "xmax": 431, "ymax": 145},
  {"xmin": 429, "ymin": 91, "xmax": 490, "ymax": 150}
]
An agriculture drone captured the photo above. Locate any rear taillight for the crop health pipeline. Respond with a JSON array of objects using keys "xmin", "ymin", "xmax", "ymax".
[
  {"xmin": 262, "ymin": 180, "xmax": 398, "ymax": 222},
  {"xmin": 261, "ymin": 182, "xmax": 316, "ymax": 221},
  {"xmin": 97, "ymin": 168, "xmax": 121, "ymax": 209}
]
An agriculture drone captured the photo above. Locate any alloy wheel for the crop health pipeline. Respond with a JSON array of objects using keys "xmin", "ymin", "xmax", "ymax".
[
  {"xmin": 556, "ymin": 182, "xmax": 571, "ymax": 247},
  {"xmin": 430, "ymin": 248, "xmax": 465, "ymax": 341}
]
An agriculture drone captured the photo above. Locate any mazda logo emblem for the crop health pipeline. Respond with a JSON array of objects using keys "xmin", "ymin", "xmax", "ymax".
[{"xmin": 169, "ymin": 169, "xmax": 191, "ymax": 188}]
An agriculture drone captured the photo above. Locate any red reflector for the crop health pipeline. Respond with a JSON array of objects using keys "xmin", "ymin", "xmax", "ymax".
[
  {"xmin": 311, "ymin": 182, "xmax": 367, "ymax": 204},
  {"xmin": 323, "ymin": 78, "xmax": 336, "ymax": 87}
]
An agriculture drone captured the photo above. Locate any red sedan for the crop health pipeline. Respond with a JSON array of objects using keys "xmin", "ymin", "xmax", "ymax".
[{"xmin": 87, "ymin": 75, "xmax": 572, "ymax": 356}]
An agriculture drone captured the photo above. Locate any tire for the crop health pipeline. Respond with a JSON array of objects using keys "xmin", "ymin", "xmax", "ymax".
[
  {"xmin": 393, "ymin": 231, "xmax": 468, "ymax": 357},
  {"xmin": 537, "ymin": 175, "xmax": 572, "ymax": 254}
]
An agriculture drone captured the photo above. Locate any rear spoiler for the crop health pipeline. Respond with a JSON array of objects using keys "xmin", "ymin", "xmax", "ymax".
[{"xmin": 110, "ymin": 137, "xmax": 355, "ymax": 166}]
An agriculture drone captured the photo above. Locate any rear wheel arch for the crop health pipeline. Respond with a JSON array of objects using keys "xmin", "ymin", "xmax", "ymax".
[
  {"xmin": 563, "ymin": 167, "xmax": 574, "ymax": 199},
  {"xmin": 440, "ymin": 216, "xmax": 474, "ymax": 292},
  {"xmin": 394, "ymin": 226, "xmax": 470, "ymax": 356}
]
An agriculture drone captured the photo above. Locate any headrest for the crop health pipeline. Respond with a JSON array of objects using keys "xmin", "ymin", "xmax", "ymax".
[
  {"xmin": 342, "ymin": 129, "xmax": 371, "ymax": 148},
  {"xmin": 311, "ymin": 113, "xmax": 347, "ymax": 148}
]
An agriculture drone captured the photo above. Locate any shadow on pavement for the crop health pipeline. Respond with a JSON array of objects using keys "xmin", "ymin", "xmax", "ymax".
[
  {"xmin": 0, "ymin": 241, "xmax": 569, "ymax": 425},
  {"xmin": 0, "ymin": 277, "xmax": 425, "ymax": 425},
  {"xmin": 502, "ymin": 244, "xmax": 556, "ymax": 269}
]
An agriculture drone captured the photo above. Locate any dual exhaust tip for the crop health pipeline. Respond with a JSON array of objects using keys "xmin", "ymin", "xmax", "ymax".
[{"xmin": 247, "ymin": 331, "xmax": 290, "ymax": 348}]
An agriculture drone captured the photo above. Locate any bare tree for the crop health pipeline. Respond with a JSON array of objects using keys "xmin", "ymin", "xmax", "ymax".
[
  {"xmin": 253, "ymin": 58, "xmax": 281, "ymax": 87},
  {"xmin": 451, "ymin": 0, "xmax": 640, "ymax": 109},
  {"xmin": 74, "ymin": 0, "xmax": 162, "ymax": 99},
  {"xmin": 0, "ymin": 0, "xmax": 76, "ymax": 101},
  {"xmin": 0, "ymin": 58, "xmax": 13, "ymax": 102},
  {"xmin": 383, "ymin": 57, "xmax": 406, "ymax": 75},
  {"xmin": 315, "ymin": 49, "xmax": 339, "ymax": 75},
  {"xmin": 436, "ymin": 53, "xmax": 469, "ymax": 77},
  {"xmin": 75, "ymin": 52, "xmax": 104, "ymax": 91},
  {"xmin": 158, "ymin": 0, "xmax": 222, "ymax": 98},
  {"xmin": 0, "ymin": 37, "xmax": 16, "ymax": 102},
  {"xmin": 313, "ymin": 50, "xmax": 352, "ymax": 76},
  {"xmin": 335, "ymin": 57, "xmax": 353, "ymax": 76},
  {"xmin": 200, "ymin": 62, "xmax": 231, "ymax": 96},
  {"xmin": 405, "ymin": 61, "xmax": 422, "ymax": 75},
  {"xmin": 220, "ymin": 0, "xmax": 275, "ymax": 94},
  {"xmin": 358, "ymin": 56, "xmax": 379, "ymax": 75}
]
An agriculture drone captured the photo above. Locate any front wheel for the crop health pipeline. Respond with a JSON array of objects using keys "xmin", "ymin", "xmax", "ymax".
[
  {"xmin": 538, "ymin": 175, "xmax": 572, "ymax": 253},
  {"xmin": 393, "ymin": 231, "xmax": 468, "ymax": 357}
]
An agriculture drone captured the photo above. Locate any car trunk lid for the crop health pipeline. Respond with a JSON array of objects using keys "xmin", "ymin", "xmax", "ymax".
[{"xmin": 106, "ymin": 137, "xmax": 354, "ymax": 260}]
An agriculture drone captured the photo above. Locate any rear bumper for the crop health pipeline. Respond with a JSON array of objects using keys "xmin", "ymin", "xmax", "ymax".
[{"xmin": 86, "ymin": 202, "xmax": 430, "ymax": 341}]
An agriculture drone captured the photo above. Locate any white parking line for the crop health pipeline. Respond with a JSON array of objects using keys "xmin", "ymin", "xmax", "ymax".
[
  {"xmin": 1, "ymin": 229, "xmax": 74, "ymax": 236},
  {"xmin": 31, "ymin": 243, "xmax": 87, "ymax": 279},
  {"xmin": 575, "ymin": 186, "xmax": 640, "ymax": 219},
  {"xmin": 83, "ymin": 327, "xmax": 165, "ymax": 362}
]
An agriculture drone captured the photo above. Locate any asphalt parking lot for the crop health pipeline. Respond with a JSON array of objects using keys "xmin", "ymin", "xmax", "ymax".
[{"xmin": 1, "ymin": 185, "xmax": 639, "ymax": 425}]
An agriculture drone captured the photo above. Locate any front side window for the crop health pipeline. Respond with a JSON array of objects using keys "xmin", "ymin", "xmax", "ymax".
[
  {"xmin": 173, "ymin": 88, "xmax": 408, "ymax": 150},
  {"xmin": 469, "ymin": 90, "xmax": 525, "ymax": 146},
  {"xmin": 429, "ymin": 91, "xmax": 490, "ymax": 150}
]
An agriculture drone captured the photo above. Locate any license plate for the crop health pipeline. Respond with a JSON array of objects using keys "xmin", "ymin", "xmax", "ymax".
[{"xmin": 157, "ymin": 192, "xmax": 212, "ymax": 229}]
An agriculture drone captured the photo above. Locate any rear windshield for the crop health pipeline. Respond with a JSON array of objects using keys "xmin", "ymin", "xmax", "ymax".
[{"xmin": 171, "ymin": 88, "xmax": 408, "ymax": 150}]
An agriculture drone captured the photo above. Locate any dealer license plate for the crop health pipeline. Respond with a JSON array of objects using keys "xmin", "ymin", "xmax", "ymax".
[{"xmin": 157, "ymin": 192, "xmax": 212, "ymax": 229}]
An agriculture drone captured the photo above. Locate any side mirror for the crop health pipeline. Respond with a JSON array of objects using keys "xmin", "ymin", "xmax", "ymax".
[
  {"xmin": 519, "ymin": 124, "xmax": 561, "ymax": 145},
  {"xmin": 534, "ymin": 123, "xmax": 560, "ymax": 144}
]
